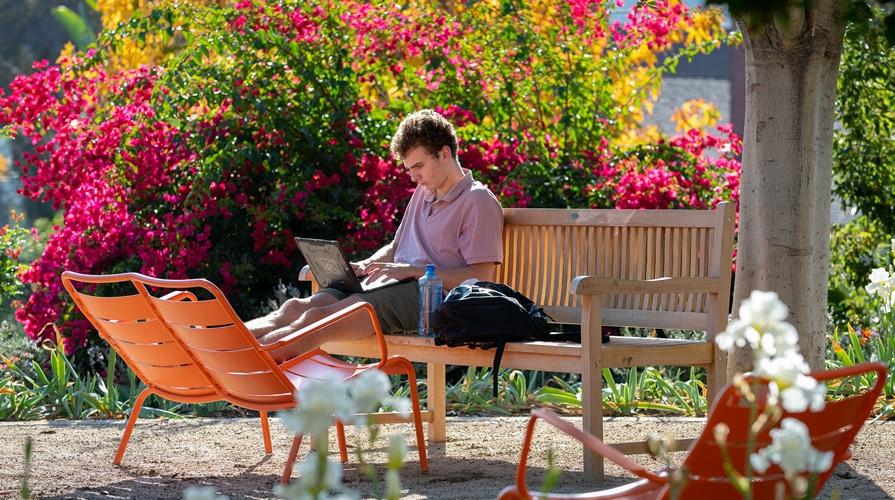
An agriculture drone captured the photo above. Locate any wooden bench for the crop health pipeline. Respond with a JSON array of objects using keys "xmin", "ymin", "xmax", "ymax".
[{"xmin": 303, "ymin": 202, "xmax": 735, "ymax": 479}]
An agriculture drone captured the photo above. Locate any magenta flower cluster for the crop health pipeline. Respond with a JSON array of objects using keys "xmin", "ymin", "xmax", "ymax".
[
  {"xmin": 0, "ymin": 58, "xmax": 219, "ymax": 350},
  {"xmin": 0, "ymin": 0, "xmax": 740, "ymax": 354}
]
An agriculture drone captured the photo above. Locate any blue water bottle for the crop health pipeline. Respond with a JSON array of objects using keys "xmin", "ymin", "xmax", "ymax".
[{"xmin": 418, "ymin": 264, "xmax": 443, "ymax": 337}]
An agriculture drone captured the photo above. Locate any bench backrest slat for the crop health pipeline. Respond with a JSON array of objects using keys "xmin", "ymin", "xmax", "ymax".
[
  {"xmin": 502, "ymin": 208, "xmax": 722, "ymax": 227},
  {"xmin": 497, "ymin": 204, "xmax": 734, "ymax": 331}
]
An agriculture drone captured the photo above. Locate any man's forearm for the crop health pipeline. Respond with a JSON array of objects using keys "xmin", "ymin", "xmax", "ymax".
[
  {"xmin": 358, "ymin": 241, "xmax": 395, "ymax": 267},
  {"xmin": 435, "ymin": 263, "xmax": 497, "ymax": 290},
  {"xmin": 360, "ymin": 259, "xmax": 497, "ymax": 290}
]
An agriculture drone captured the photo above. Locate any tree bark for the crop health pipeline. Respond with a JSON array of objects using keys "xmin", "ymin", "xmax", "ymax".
[{"xmin": 730, "ymin": 0, "xmax": 848, "ymax": 375}]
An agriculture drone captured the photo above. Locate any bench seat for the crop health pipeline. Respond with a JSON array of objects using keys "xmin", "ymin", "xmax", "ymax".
[
  {"xmin": 322, "ymin": 334, "xmax": 713, "ymax": 373},
  {"xmin": 306, "ymin": 202, "xmax": 736, "ymax": 480}
]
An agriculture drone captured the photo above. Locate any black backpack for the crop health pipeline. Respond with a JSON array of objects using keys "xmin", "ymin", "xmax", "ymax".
[{"xmin": 432, "ymin": 282, "xmax": 575, "ymax": 396}]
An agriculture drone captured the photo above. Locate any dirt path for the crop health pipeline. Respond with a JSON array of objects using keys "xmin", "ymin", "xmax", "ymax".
[{"xmin": 0, "ymin": 416, "xmax": 892, "ymax": 499}]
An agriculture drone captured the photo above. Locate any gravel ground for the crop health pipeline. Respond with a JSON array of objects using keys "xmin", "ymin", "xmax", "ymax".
[{"xmin": 0, "ymin": 416, "xmax": 892, "ymax": 499}]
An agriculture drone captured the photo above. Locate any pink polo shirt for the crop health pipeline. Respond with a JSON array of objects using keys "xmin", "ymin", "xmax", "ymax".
[{"xmin": 393, "ymin": 169, "xmax": 504, "ymax": 269}]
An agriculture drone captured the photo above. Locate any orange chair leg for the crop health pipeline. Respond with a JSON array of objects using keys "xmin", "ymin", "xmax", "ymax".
[
  {"xmin": 385, "ymin": 357, "xmax": 428, "ymax": 473},
  {"xmin": 282, "ymin": 434, "xmax": 304, "ymax": 485},
  {"xmin": 114, "ymin": 388, "xmax": 153, "ymax": 465},
  {"xmin": 260, "ymin": 410, "xmax": 273, "ymax": 454},
  {"xmin": 336, "ymin": 420, "xmax": 349, "ymax": 463}
]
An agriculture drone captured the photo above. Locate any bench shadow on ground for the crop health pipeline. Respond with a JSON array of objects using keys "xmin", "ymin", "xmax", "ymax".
[
  {"xmin": 822, "ymin": 462, "xmax": 892, "ymax": 500},
  {"xmin": 38, "ymin": 442, "xmax": 637, "ymax": 500},
  {"xmin": 38, "ymin": 444, "xmax": 889, "ymax": 500}
]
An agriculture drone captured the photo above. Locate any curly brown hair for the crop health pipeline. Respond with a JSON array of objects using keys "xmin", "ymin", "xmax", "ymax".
[{"xmin": 389, "ymin": 109, "xmax": 459, "ymax": 161}]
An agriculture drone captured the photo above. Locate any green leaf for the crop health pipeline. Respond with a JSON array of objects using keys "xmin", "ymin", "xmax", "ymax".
[{"xmin": 51, "ymin": 6, "xmax": 97, "ymax": 50}]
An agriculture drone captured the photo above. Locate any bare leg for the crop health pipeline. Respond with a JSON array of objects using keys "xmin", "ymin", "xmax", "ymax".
[
  {"xmin": 262, "ymin": 296, "xmax": 379, "ymax": 362},
  {"xmin": 245, "ymin": 292, "xmax": 339, "ymax": 338}
]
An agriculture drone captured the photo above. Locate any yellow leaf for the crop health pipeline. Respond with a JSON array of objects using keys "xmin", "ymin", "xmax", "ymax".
[{"xmin": 671, "ymin": 99, "xmax": 720, "ymax": 132}]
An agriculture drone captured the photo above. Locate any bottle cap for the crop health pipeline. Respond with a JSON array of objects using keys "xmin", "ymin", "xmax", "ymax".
[{"xmin": 426, "ymin": 264, "xmax": 436, "ymax": 274}]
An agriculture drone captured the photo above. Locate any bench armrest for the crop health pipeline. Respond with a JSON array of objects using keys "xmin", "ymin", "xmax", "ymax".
[
  {"xmin": 298, "ymin": 265, "xmax": 314, "ymax": 282},
  {"xmin": 570, "ymin": 276, "xmax": 721, "ymax": 295}
]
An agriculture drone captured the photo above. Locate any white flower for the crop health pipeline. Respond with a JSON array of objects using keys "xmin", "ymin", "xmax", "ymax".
[
  {"xmin": 749, "ymin": 447, "xmax": 771, "ymax": 473},
  {"xmin": 298, "ymin": 454, "xmax": 343, "ymax": 491},
  {"xmin": 750, "ymin": 418, "xmax": 834, "ymax": 479},
  {"xmin": 281, "ymin": 375, "xmax": 354, "ymax": 437},
  {"xmin": 273, "ymin": 462, "xmax": 360, "ymax": 500},
  {"xmin": 183, "ymin": 486, "xmax": 229, "ymax": 500},
  {"xmin": 384, "ymin": 396, "xmax": 412, "ymax": 418},
  {"xmin": 715, "ymin": 317, "xmax": 760, "ymax": 351},
  {"xmin": 866, "ymin": 268, "xmax": 895, "ymax": 312},
  {"xmin": 758, "ymin": 322, "xmax": 799, "ymax": 357},
  {"xmin": 350, "ymin": 369, "xmax": 391, "ymax": 414},
  {"xmin": 385, "ymin": 469, "xmax": 402, "ymax": 500},
  {"xmin": 388, "ymin": 434, "xmax": 408, "ymax": 469},
  {"xmin": 779, "ymin": 375, "xmax": 826, "ymax": 413},
  {"xmin": 739, "ymin": 290, "xmax": 789, "ymax": 326},
  {"xmin": 754, "ymin": 351, "xmax": 809, "ymax": 385},
  {"xmin": 272, "ymin": 482, "xmax": 310, "ymax": 500},
  {"xmin": 866, "ymin": 268, "xmax": 891, "ymax": 295},
  {"xmin": 755, "ymin": 352, "xmax": 825, "ymax": 413},
  {"xmin": 275, "ymin": 454, "xmax": 351, "ymax": 499},
  {"xmin": 716, "ymin": 291, "xmax": 799, "ymax": 357}
]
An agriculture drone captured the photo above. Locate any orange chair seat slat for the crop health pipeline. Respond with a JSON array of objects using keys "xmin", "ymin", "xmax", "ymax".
[
  {"xmin": 223, "ymin": 389, "xmax": 296, "ymax": 406},
  {"xmin": 95, "ymin": 318, "xmax": 177, "ymax": 344},
  {"xmin": 283, "ymin": 353, "xmax": 364, "ymax": 383},
  {"xmin": 189, "ymin": 346, "xmax": 279, "ymax": 374},
  {"xmin": 73, "ymin": 291, "xmax": 156, "ymax": 322},
  {"xmin": 115, "ymin": 339, "xmax": 197, "ymax": 367},
  {"xmin": 204, "ymin": 368, "xmax": 293, "ymax": 399},
  {"xmin": 149, "ymin": 296, "xmax": 234, "ymax": 327},
  {"xmin": 135, "ymin": 363, "xmax": 216, "ymax": 390},
  {"xmin": 151, "ymin": 386, "xmax": 219, "ymax": 398},
  {"xmin": 168, "ymin": 323, "xmax": 254, "ymax": 351}
]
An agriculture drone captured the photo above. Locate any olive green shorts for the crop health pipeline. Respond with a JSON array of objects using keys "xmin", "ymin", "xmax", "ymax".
[{"xmin": 319, "ymin": 281, "xmax": 419, "ymax": 334}]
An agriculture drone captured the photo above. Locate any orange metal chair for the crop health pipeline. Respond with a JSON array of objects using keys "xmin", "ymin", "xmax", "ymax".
[
  {"xmin": 61, "ymin": 271, "xmax": 428, "ymax": 481},
  {"xmin": 499, "ymin": 362, "xmax": 887, "ymax": 499}
]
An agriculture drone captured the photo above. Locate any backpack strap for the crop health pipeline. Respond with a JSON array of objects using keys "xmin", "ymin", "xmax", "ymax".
[{"xmin": 492, "ymin": 340, "xmax": 507, "ymax": 397}]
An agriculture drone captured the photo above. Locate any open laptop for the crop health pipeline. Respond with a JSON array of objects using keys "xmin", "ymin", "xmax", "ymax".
[{"xmin": 294, "ymin": 237, "xmax": 408, "ymax": 294}]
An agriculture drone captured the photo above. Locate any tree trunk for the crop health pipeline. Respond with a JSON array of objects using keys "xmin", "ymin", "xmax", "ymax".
[{"xmin": 730, "ymin": 1, "xmax": 848, "ymax": 375}]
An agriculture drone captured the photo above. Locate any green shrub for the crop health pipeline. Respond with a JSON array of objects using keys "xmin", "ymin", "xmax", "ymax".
[
  {"xmin": 828, "ymin": 216, "xmax": 894, "ymax": 327},
  {"xmin": 833, "ymin": 12, "xmax": 895, "ymax": 236},
  {"xmin": 0, "ymin": 211, "xmax": 29, "ymax": 317},
  {"xmin": 829, "ymin": 8, "xmax": 895, "ymax": 325},
  {"xmin": 2, "ymin": 0, "xmax": 740, "ymax": 355}
]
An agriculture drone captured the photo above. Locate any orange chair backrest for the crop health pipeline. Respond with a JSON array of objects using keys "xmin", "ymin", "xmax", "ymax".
[
  {"xmin": 672, "ymin": 363, "xmax": 887, "ymax": 498},
  {"xmin": 61, "ymin": 271, "xmax": 217, "ymax": 400},
  {"xmin": 130, "ymin": 274, "xmax": 296, "ymax": 408}
]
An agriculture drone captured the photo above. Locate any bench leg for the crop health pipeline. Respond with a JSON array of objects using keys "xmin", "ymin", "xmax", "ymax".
[
  {"xmin": 582, "ymin": 368, "xmax": 605, "ymax": 480},
  {"xmin": 706, "ymin": 296, "xmax": 729, "ymax": 405},
  {"xmin": 707, "ymin": 349, "xmax": 728, "ymax": 405},
  {"xmin": 581, "ymin": 295, "xmax": 605, "ymax": 481},
  {"xmin": 427, "ymin": 362, "xmax": 447, "ymax": 442}
]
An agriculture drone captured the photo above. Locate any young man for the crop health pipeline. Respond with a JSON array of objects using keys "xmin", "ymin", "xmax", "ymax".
[{"xmin": 247, "ymin": 109, "xmax": 504, "ymax": 361}]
